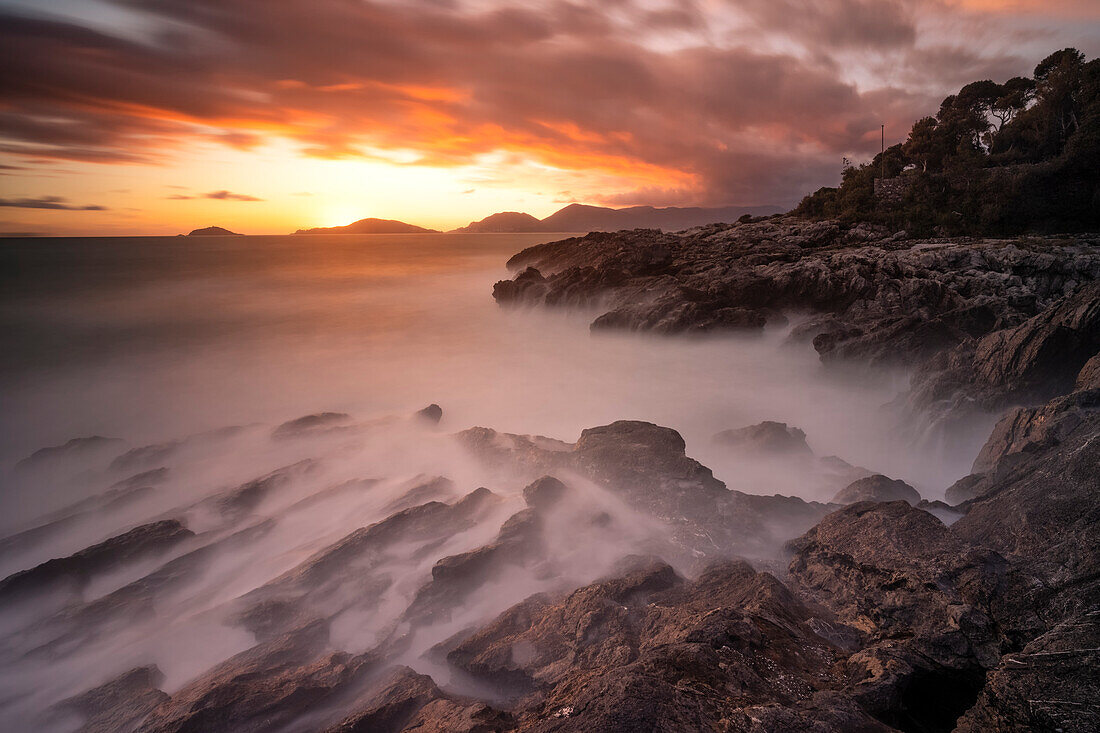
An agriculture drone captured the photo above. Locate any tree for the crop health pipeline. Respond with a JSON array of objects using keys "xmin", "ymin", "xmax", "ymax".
[
  {"xmin": 991, "ymin": 77, "xmax": 1034, "ymax": 129},
  {"xmin": 1033, "ymin": 48, "xmax": 1085, "ymax": 153},
  {"xmin": 903, "ymin": 116, "xmax": 945, "ymax": 172}
]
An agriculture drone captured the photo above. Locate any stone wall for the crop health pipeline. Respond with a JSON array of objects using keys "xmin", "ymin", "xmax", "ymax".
[{"xmin": 874, "ymin": 176, "xmax": 911, "ymax": 203}]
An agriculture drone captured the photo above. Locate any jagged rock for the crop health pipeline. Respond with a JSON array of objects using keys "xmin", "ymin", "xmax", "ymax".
[
  {"xmin": 415, "ymin": 403, "xmax": 443, "ymax": 424},
  {"xmin": 970, "ymin": 389, "xmax": 1099, "ymax": 475},
  {"xmin": 51, "ymin": 665, "xmax": 169, "ymax": 733},
  {"xmin": 955, "ymin": 611, "xmax": 1100, "ymax": 733},
  {"xmin": 914, "ymin": 282, "xmax": 1100, "ymax": 415},
  {"xmin": 403, "ymin": 507, "xmax": 545, "ymax": 624},
  {"xmin": 494, "ymin": 218, "xmax": 1100, "ymax": 368},
  {"xmin": 521, "ymin": 476, "xmax": 569, "ymax": 511},
  {"xmin": 232, "ymin": 488, "xmax": 499, "ymax": 638},
  {"xmin": 830, "ymin": 475, "xmax": 920, "ymax": 506},
  {"xmin": 272, "ymin": 412, "xmax": 353, "ymax": 439},
  {"xmin": 138, "ymin": 620, "xmax": 377, "ymax": 733},
  {"xmin": 323, "ymin": 666, "xmax": 514, "ymax": 733},
  {"xmin": 944, "ymin": 472, "xmax": 990, "ymax": 506},
  {"xmin": 198, "ymin": 460, "xmax": 318, "ymax": 524},
  {"xmin": 0, "ymin": 519, "xmax": 193, "ymax": 602},
  {"xmin": 458, "ymin": 421, "xmax": 831, "ymax": 566},
  {"xmin": 492, "ymin": 266, "xmax": 549, "ymax": 304},
  {"xmin": 712, "ymin": 421, "xmax": 812, "ymax": 455},
  {"xmin": 1075, "ymin": 351, "xmax": 1100, "ymax": 391},
  {"xmin": 0, "ymin": 473, "xmax": 165, "ymax": 563},
  {"xmin": 15, "ymin": 435, "xmax": 125, "ymax": 472},
  {"xmin": 787, "ymin": 501, "xmax": 1015, "ymax": 729},
  {"xmin": 951, "ymin": 402, "xmax": 1100, "ymax": 612},
  {"xmin": 323, "ymin": 666, "xmax": 444, "ymax": 733},
  {"xmin": 454, "ymin": 427, "xmax": 572, "ymax": 479},
  {"xmin": 381, "ymin": 475, "xmax": 455, "ymax": 514},
  {"xmin": 970, "ymin": 282, "xmax": 1100, "ymax": 401},
  {"xmin": 446, "ymin": 556, "xmax": 886, "ymax": 731}
]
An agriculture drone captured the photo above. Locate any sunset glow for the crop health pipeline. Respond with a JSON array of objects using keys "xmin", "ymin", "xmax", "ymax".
[{"xmin": 1, "ymin": 0, "xmax": 1098, "ymax": 235}]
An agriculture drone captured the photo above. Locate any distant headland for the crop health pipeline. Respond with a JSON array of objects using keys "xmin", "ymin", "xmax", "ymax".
[
  {"xmin": 293, "ymin": 218, "xmax": 438, "ymax": 235},
  {"xmin": 452, "ymin": 203, "xmax": 782, "ymax": 233},
  {"xmin": 185, "ymin": 226, "xmax": 242, "ymax": 236}
]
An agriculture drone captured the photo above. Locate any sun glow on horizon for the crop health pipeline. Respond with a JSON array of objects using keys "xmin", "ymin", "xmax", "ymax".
[{"xmin": 320, "ymin": 207, "xmax": 368, "ymax": 229}]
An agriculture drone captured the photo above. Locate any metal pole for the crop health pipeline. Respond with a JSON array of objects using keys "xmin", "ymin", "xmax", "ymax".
[{"xmin": 881, "ymin": 124, "xmax": 885, "ymax": 179}]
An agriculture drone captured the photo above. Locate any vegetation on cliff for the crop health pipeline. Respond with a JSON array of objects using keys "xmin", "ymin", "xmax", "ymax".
[{"xmin": 795, "ymin": 48, "xmax": 1100, "ymax": 234}]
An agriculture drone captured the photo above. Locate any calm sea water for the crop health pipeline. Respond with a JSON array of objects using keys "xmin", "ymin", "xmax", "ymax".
[{"xmin": 0, "ymin": 232, "xmax": 990, "ymax": 526}]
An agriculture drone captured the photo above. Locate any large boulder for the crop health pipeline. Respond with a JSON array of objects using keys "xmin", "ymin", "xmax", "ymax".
[
  {"xmin": 712, "ymin": 421, "xmax": 812, "ymax": 455},
  {"xmin": 787, "ymin": 501, "xmax": 1016, "ymax": 730},
  {"xmin": 830, "ymin": 475, "xmax": 921, "ymax": 506}
]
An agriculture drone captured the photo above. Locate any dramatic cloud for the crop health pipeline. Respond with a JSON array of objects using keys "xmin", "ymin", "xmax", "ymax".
[
  {"xmin": 0, "ymin": 196, "xmax": 106, "ymax": 210},
  {"xmin": 203, "ymin": 190, "xmax": 264, "ymax": 202},
  {"xmin": 0, "ymin": 0, "xmax": 1096, "ymax": 209}
]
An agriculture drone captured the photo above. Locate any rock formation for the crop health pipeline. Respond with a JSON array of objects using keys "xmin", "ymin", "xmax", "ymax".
[{"xmin": 831, "ymin": 475, "xmax": 921, "ymax": 506}]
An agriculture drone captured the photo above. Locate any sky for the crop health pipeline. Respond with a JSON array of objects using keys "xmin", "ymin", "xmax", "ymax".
[{"xmin": 0, "ymin": 0, "xmax": 1098, "ymax": 235}]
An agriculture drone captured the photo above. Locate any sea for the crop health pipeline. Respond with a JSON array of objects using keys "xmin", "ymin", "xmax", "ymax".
[{"xmin": 0, "ymin": 231, "xmax": 989, "ymax": 527}]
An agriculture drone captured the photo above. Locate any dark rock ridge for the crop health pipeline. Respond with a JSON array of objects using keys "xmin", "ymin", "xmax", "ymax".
[
  {"xmin": 455, "ymin": 420, "xmax": 836, "ymax": 570},
  {"xmin": 294, "ymin": 218, "xmax": 437, "ymax": 235},
  {"xmin": 0, "ymin": 519, "xmax": 193, "ymax": 603},
  {"xmin": 138, "ymin": 619, "xmax": 378, "ymax": 733},
  {"xmin": 49, "ymin": 665, "xmax": 169, "ymax": 733},
  {"xmin": 912, "ymin": 281, "xmax": 1100, "ymax": 416},
  {"xmin": 415, "ymin": 403, "xmax": 443, "ymax": 424},
  {"xmin": 272, "ymin": 412, "xmax": 354, "ymax": 439},
  {"xmin": 831, "ymin": 474, "xmax": 921, "ymax": 506},
  {"xmin": 493, "ymin": 217, "xmax": 1100, "ymax": 371},
  {"xmin": 14, "ymin": 435, "xmax": 124, "ymax": 472},
  {"xmin": 443, "ymin": 556, "xmax": 886, "ymax": 731}
]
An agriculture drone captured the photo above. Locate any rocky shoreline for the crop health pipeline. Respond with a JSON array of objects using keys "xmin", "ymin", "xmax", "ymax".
[{"xmin": 1, "ymin": 219, "xmax": 1098, "ymax": 732}]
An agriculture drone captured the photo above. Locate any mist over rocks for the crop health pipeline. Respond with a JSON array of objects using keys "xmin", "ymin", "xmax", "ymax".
[
  {"xmin": 49, "ymin": 665, "xmax": 170, "ymax": 733},
  {"xmin": 482, "ymin": 218, "xmax": 1100, "ymax": 729},
  {"xmin": 713, "ymin": 421, "xmax": 812, "ymax": 456},
  {"xmin": 2, "ymin": 344, "xmax": 1098, "ymax": 730},
  {"xmin": 272, "ymin": 412, "xmax": 354, "ymax": 439},
  {"xmin": 15, "ymin": 436, "xmax": 125, "ymax": 474},
  {"xmin": 0, "ymin": 519, "xmax": 193, "ymax": 605}
]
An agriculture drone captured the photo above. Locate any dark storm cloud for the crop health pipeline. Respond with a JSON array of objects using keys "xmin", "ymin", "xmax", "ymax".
[
  {"xmin": 0, "ymin": 196, "xmax": 107, "ymax": 210},
  {"xmin": 738, "ymin": 0, "xmax": 917, "ymax": 49},
  {"xmin": 203, "ymin": 190, "xmax": 264, "ymax": 201},
  {"xmin": 0, "ymin": 0, "xmax": 1092, "ymax": 205}
]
